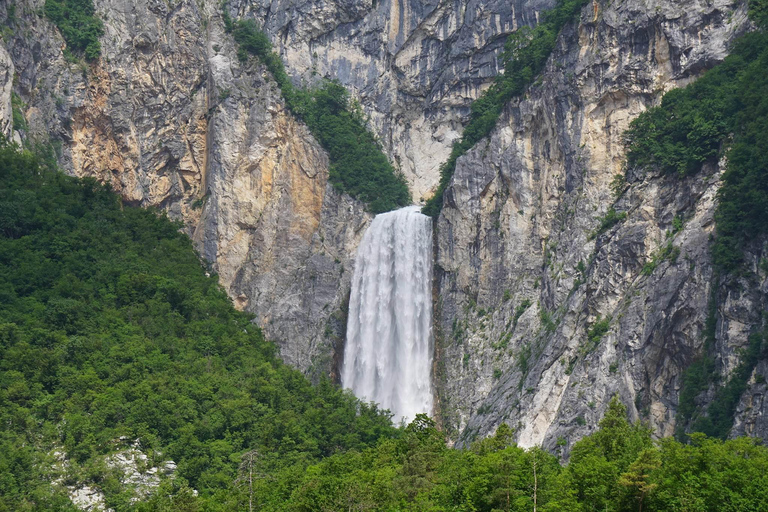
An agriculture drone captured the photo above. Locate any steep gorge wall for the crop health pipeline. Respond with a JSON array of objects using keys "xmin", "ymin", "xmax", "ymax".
[
  {"xmin": 3, "ymin": 0, "xmax": 768, "ymax": 452},
  {"xmin": 1, "ymin": 0, "xmax": 558, "ymax": 379},
  {"xmin": 227, "ymin": 0, "xmax": 555, "ymax": 200},
  {"xmin": 435, "ymin": 0, "xmax": 768, "ymax": 451}
]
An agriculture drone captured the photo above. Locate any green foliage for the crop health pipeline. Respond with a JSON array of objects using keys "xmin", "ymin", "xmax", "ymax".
[
  {"xmin": 690, "ymin": 332, "xmax": 767, "ymax": 439},
  {"xmin": 10, "ymin": 93, "xmax": 25, "ymax": 132},
  {"xmin": 641, "ymin": 242, "xmax": 680, "ymax": 276},
  {"xmin": 749, "ymin": 0, "xmax": 768, "ymax": 28},
  {"xmin": 517, "ymin": 343, "xmax": 532, "ymax": 376},
  {"xmin": 670, "ymin": 214, "xmax": 684, "ymax": 236},
  {"xmin": 513, "ymin": 299, "xmax": 532, "ymax": 328},
  {"xmin": 539, "ymin": 308, "xmax": 556, "ymax": 333},
  {"xmin": 624, "ymin": 31, "xmax": 768, "ymax": 271},
  {"xmin": 229, "ymin": 18, "xmax": 410, "ymax": 213},
  {"xmin": 591, "ymin": 207, "xmax": 627, "ymax": 239},
  {"xmin": 0, "ymin": 145, "xmax": 396, "ymax": 509},
  {"xmin": 423, "ymin": 0, "xmax": 590, "ymax": 217},
  {"xmin": 586, "ymin": 316, "xmax": 611, "ymax": 347},
  {"xmin": 676, "ymin": 285, "xmax": 719, "ymax": 440},
  {"xmin": 568, "ymin": 397, "xmax": 654, "ymax": 511},
  {"xmin": 44, "ymin": 0, "xmax": 104, "ymax": 60},
  {"xmin": 493, "ymin": 331, "xmax": 512, "ymax": 351},
  {"xmin": 610, "ymin": 173, "xmax": 627, "ymax": 198},
  {"xmin": 645, "ymin": 435, "xmax": 768, "ymax": 512}
]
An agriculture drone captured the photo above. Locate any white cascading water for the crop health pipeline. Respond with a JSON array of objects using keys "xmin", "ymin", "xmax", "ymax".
[{"xmin": 342, "ymin": 206, "xmax": 434, "ymax": 424}]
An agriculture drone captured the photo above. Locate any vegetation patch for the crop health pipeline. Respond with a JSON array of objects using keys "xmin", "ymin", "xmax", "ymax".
[
  {"xmin": 539, "ymin": 308, "xmax": 557, "ymax": 333},
  {"xmin": 0, "ymin": 145, "xmax": 396, "ymax": 509},
  {"xmin": 688, "ymin": 332, "xmax": 767, "ymax": 439},
  {"xmin": 227, "ymin": 17, "xmax": 410, "ymax": 213},
  {"xmin": 586, "ymin": 316, "xmax": 611, "ymax": 349},
  {"xmin": 271, "ymin": 400, "xmax": 768, "ymax": 511},
  {"xmin": 44, "ymin": 0, "xmax": 104, "ymax": 60},
  {"xmin": 641, "ymin": 242, "xmax": 680, "ymax": 276},
  {"xmin": 591, "ymin": 207, "xmax": 627, "ymax": 239},
  {"xmin": 10, "ymin": 92, "xmax": 25, "ymax": 132},
  {"xmin": 492, "ymin": 331, "xmax": 512, "ymax": 350},
  {"xmin": 422, "ymin": 0, "xmax": 590, "ymax": 217}
]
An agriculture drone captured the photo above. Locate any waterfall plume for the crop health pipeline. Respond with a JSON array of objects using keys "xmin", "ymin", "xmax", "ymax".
[{"xmin": 342, "ymin": 206, "xmax": 434, "ymax": 424}]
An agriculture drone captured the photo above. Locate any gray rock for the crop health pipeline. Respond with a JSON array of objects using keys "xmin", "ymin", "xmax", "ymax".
[
  {"xmin": 4, "ymin": 0, "xmax": 768, "ymax": 461},
  {"xmin": 227, "ymin": 0, "xmax": 556, "ymax": 200},
  {"xmin": 3, "ymin": 0, "xmax": 367, "ymax": 378},
  {"xmin": 435, "ymin": 0, "xmax": 764, "ymax": 453}
]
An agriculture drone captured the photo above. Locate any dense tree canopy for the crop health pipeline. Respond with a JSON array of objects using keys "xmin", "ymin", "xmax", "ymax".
[
  {"xmin": 0, "ymin": 145, "xmax": 396, "ymax": 510},
  {"xmin": 256, "ymin": 397, "xmax": 768, "ymax": 511},
  {"xmin": 44, "ymin": 0, "xmax": 104, "ymax": 60}
]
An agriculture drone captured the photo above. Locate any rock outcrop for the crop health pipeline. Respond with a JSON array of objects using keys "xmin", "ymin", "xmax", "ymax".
[
  {"xmin": 227, "ymin": 0, "xmax": 556, "ymax": 200},
  {"xmin": 3, "ymin": 0, "xmax": 767, "ymax": 458},
  {"xmin": 434, "ymin": 0, "xmax": 768, "ymax": 451},
  {"xmin": 0, "ymin": 43, "xmax": 13, "ymax": 140}
]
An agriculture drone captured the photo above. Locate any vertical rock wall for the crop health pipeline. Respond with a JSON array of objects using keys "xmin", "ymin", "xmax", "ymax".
[
  {"xmin": 435, "ymin": 0, "xmax": 768, "ymax": 451},
  {"xmin": 227, "ymin": 0, "xmax": 555, "ymax": 200},
  {"xmin": 2, "ymin": 0, "xmax": 768, "ymax": 448}
]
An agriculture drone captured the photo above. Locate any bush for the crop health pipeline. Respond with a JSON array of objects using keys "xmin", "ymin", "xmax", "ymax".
[
  {"xmin": 44, "ymin": 0, "xmax": 104, "ymax": 60},
  {"xmin": 592, "ymin": 207, "xmax": 627, "ymax": 238},
  {"xmin": 689, "ymin": 332, "xmax": 767, "ymax": 439},
  {"xmin": 513, "ymin": 298, "xmax": 532, "ymax": 327},
  {"xmin": 749, "ymin": 0, "xmax": 768, "ymax": 28},
  {"xmin": 587, "ymin": 316, "xmax": 611, "ymax": 346},
  {"xmin": 10, "ymin": 92, "xmax": 25, "ymax": 131},
  {"xmin": 641, "ymin": 243, "xmax": 680, "ymax": 276}
]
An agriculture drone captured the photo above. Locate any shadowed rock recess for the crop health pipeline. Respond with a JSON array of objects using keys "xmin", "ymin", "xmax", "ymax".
[{"xmin": 3, "ymin": 0, "xmax": 768, "ymax": 457}]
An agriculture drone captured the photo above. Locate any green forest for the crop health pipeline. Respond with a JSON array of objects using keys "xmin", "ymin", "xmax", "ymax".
[
  {"xmin": 5, "ymin": 0, "xmax": 768, "ymax": 510},
  {"xmin": 2, "ymin": 144, "xmax": 768, "ymax": 510}
]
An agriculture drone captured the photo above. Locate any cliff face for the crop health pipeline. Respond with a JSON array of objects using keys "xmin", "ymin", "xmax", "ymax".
[
  {"xmin": 2, "ymin": 0, "xmax": 369, "ymax": 377},
  {"xmin": 435, "ymin": 0, "xmax": 768, "ymax": 450},
  {"xmin": 2, "ymin": 0, "xmax": 557, "ymax": 379},
  {"xmin": 227, "ymin": 0, "xmax": 555, "ymax": 200}
]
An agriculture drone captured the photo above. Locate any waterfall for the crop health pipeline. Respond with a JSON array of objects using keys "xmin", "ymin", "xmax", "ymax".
[{"xmin": 342, "ymin": 206, "xmax": 434, "ymax": 424}]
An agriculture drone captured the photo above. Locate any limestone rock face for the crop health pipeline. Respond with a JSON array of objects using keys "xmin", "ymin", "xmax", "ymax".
[
  {"xmin": 0, "ymin": 44, "xmax": 12, "ymax": 140},
  {"xmin": 2, "ymin": 0, "xmax": 369, "ymax": 376},
  {"xmin": 227, "ymin": 0, "xmax": 556, "ymax": 200},
  {"xmin": 434, "ymin": 0, "xmax": 767, "ymax": 451}
]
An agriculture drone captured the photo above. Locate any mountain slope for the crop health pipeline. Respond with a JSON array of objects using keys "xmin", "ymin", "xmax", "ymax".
[{"xmin": 0, "ymin": 145, "xmax": 395, "ymax": 510}]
